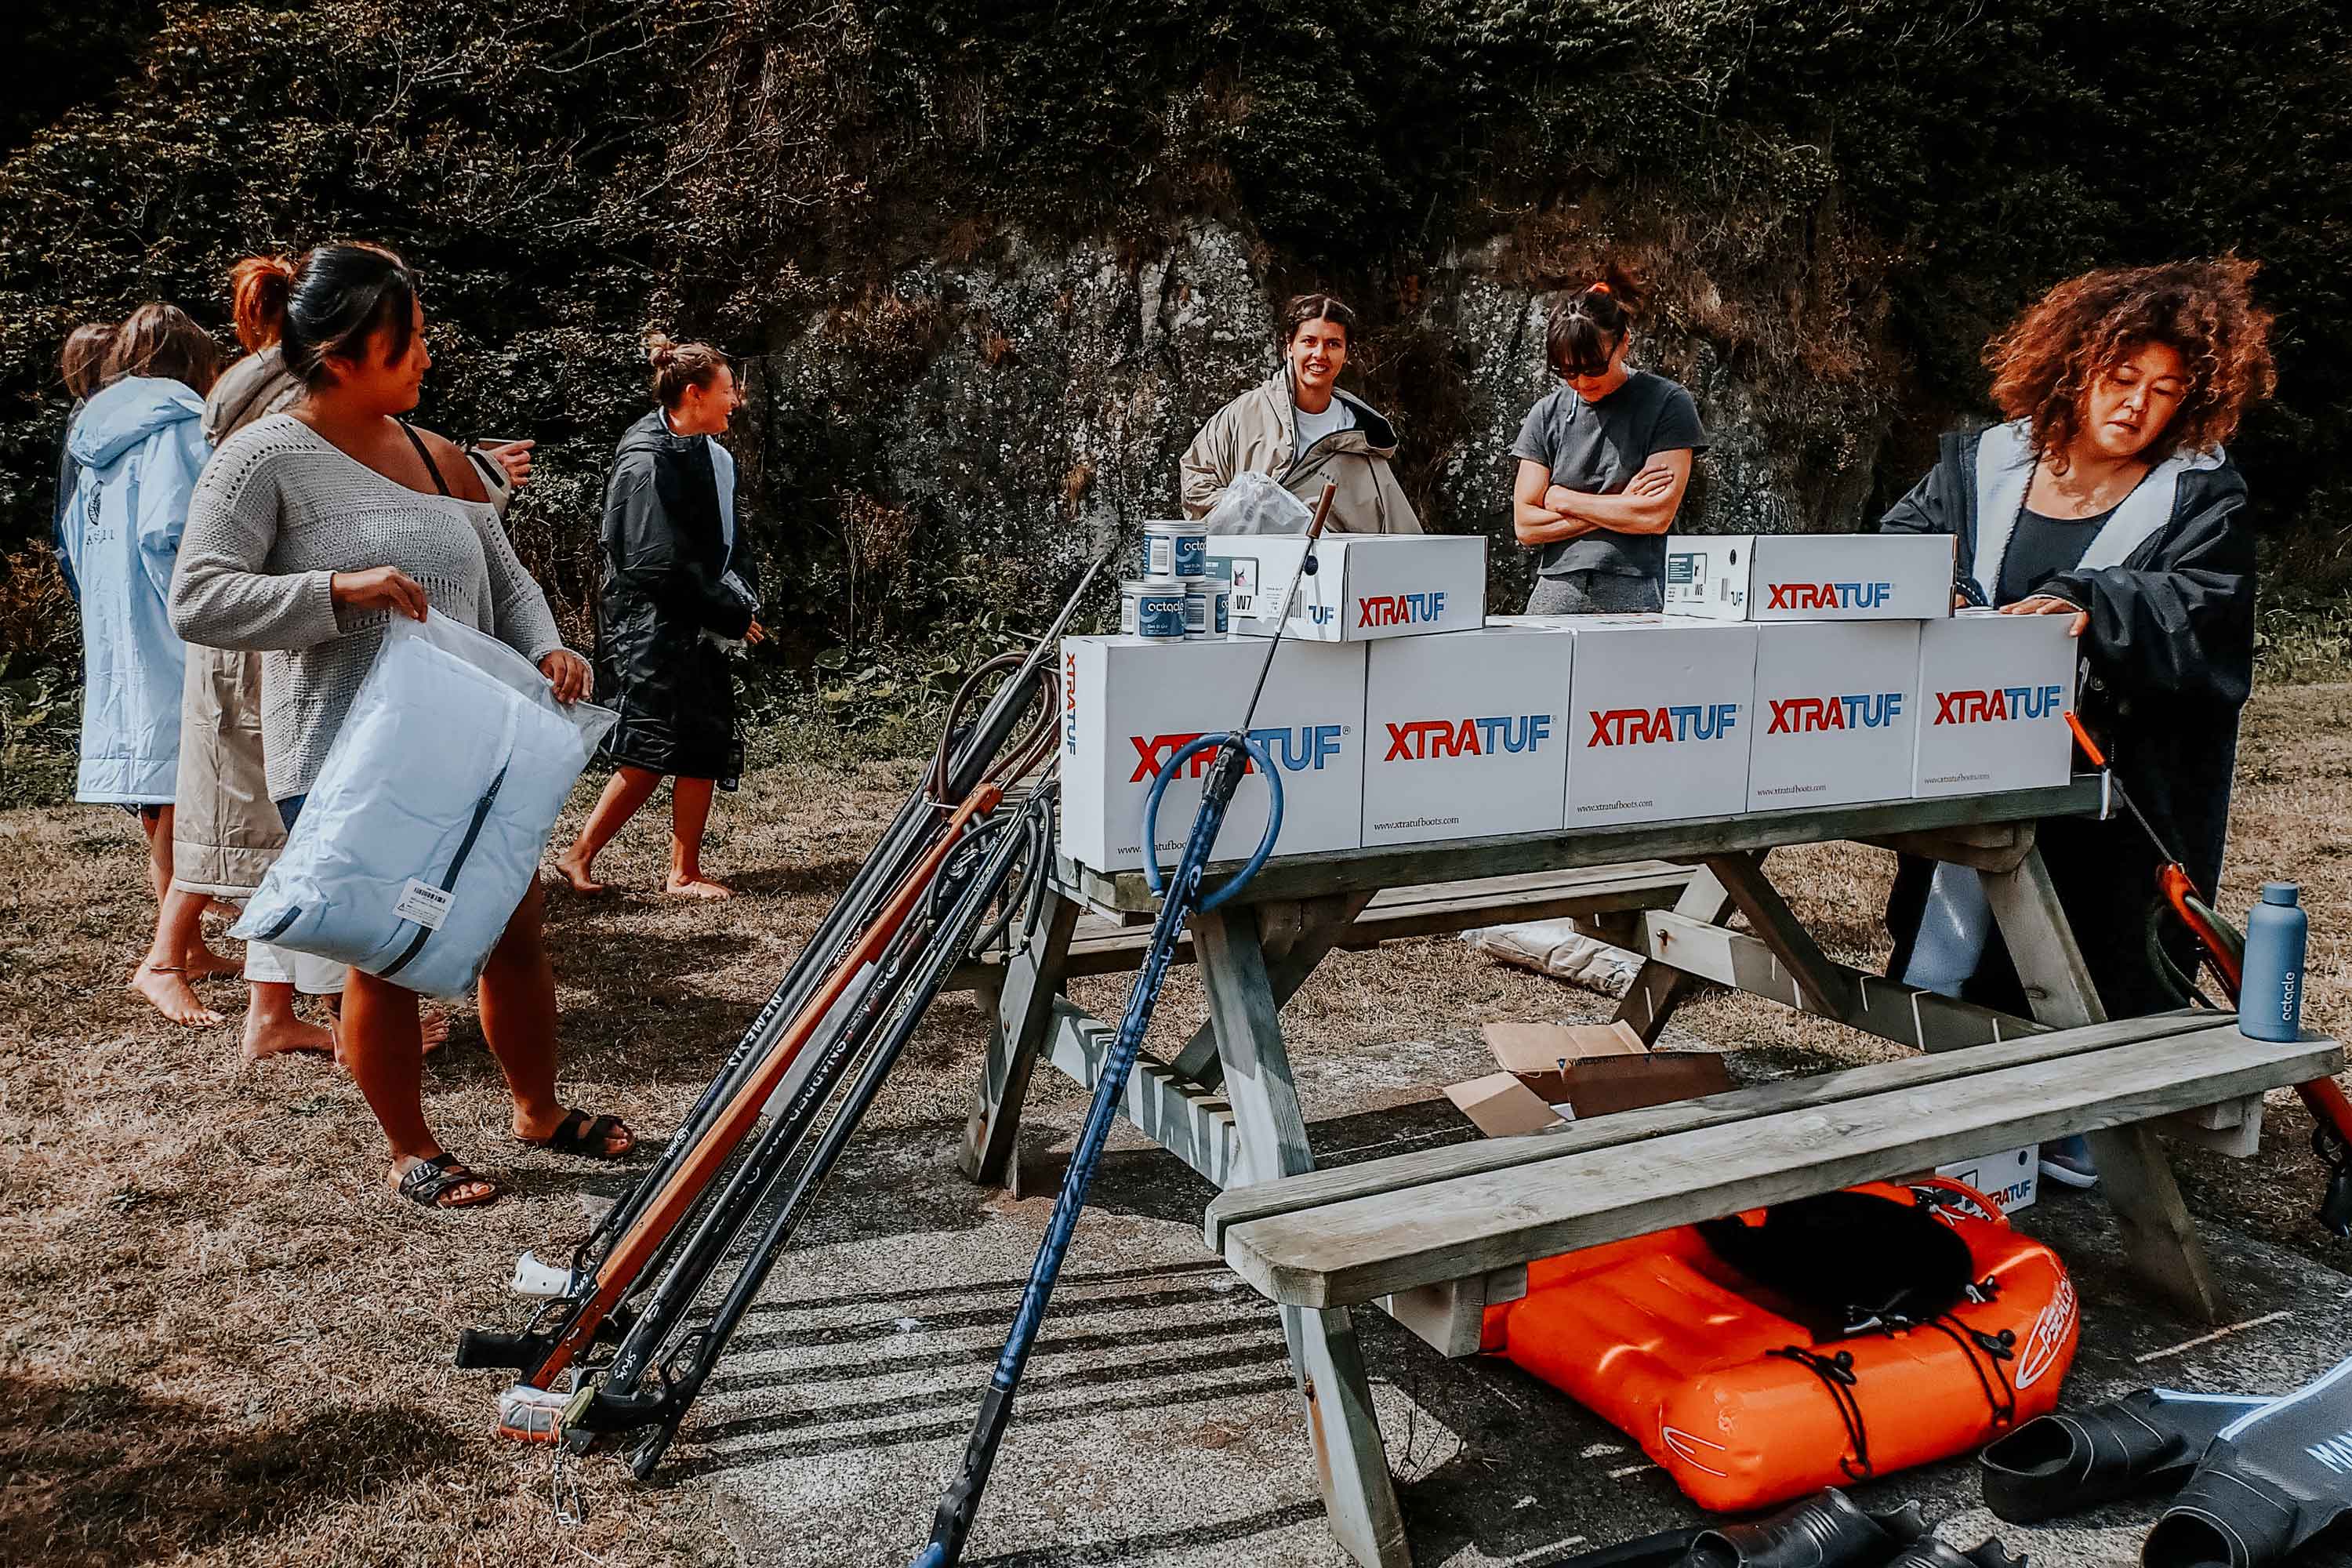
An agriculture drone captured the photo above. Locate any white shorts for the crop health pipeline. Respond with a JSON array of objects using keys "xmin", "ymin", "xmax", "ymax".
[{"xmin": 243, "ymin": 939, "xmax": 346, "ymax": 996}]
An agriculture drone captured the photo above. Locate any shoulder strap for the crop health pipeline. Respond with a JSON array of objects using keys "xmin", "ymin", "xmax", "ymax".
[{"xmin": 397, "ymin": 419, "xmax": 451, "ymax": 497}]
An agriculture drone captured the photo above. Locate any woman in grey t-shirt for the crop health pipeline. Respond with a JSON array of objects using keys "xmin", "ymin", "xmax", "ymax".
[{"xmin": 1509, "ymin": 278, "xmax": 1708, "ymax": 612}]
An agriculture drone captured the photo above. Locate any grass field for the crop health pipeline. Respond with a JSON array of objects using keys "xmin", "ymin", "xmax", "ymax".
[{"xmin": 3, "ymin": 685, "xmax": 2347, "ymax": 1566}]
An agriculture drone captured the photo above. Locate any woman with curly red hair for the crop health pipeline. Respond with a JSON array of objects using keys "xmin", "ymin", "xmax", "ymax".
[{"xmin": 1881, "ymin": 256, "xmax": 2277, "ymax": 1187}]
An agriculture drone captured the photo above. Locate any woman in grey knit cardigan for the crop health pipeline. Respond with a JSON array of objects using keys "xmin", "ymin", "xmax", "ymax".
[{"xmin": 171, "ymin": 245, "xmax": 630, "ymax": 1211}]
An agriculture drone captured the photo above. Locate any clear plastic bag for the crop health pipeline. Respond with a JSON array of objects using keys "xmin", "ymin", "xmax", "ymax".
[
  {"xmin": 232, "ymin": 614, "xmax": 617, "ymax": 997},
  {"xmin": 1200, "ymin": 470, "xmax": 1314, "ymax": 536}
]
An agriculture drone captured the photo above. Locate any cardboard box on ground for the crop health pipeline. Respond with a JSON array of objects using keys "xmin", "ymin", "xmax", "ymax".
[
  {"xmin": 1207, "ymin": 534, "xmax": 1486, "ymax": 641},
  {"xmin": 1446, "ymin": 1022, "xmax": 1734, "ymax": 1134},
  {"xmin": 1663, "ymin": 532, "xmax": 1958, "ymax": 621}
]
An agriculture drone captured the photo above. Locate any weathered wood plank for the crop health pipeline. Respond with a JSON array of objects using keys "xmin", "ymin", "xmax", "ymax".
[
  {"xmin": 1615, "ymin": 864, "xmax": 1740, "ymax": 1044},
  {"xmin": 1040, "ymin": 997, "xmax": 1241, "ymax": 1189},
  {"xmin": 1632, "ymin": 910, "xmax": 2045, "ymax": 1051},
  {"xmin": 949, "ymin": 861, "xmax": 1696, "ymax": 991},
  {"xmin": 1982, "ymin": 848, "xmax": 2227, "ymax": 1323},
  {"xmin": 1202, "ymin": 1010, "xmax": 2221, "ymax": 1251},
  {"xmin": 1375, "ymin": 1265, "xmax": 1527, "ymax": 1359},
  {"xmin": 959, "ymin": 892, "xmax": 1080, "ymax": 1186},
  {"xmin": 1704, "ymin": 851, "xmax": 1852, "ymax": 1018},
  {"xmin": 1192, "ymin": 902, "xmax": 1412, "ymax": 1568},
  {"xmin": 1067, "ymin": 779, "xmax": 2103, "ymax": 913},
  {"xmin": 1221, "ymin": 1025, "xmax": 2340, "ymax": 1308},
  {"xmin": 1170, "ymin": 890, "xmax": 1375, "ymax": 1091}
]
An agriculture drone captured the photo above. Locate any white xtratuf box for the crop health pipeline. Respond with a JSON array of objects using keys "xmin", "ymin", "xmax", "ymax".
[
  {"xmin": 1747, "ymin": 621, "xmax": 1924, "ymax": 812},
  {"xmin": 1363, "ymin": 622, "xmax": 1575, "ymax": 847},
  {"xmin": 1057, "ymin": 635, "xmax": 1367, "ymax": 873},
  {"xmin": 1911, "ymin": 611, "xmax": 2079, "ymax": 797},
  {"xmin": 1544, "ymin": 615, "xmax": 1760, "ymax": 826},
  {"xmin": 1664, "ymin": 533, "xmax": 1957, "ymax": 621},
  {"xmin": 1207, "ymin": 534, "xmax": 1486, "ymax": 641}
]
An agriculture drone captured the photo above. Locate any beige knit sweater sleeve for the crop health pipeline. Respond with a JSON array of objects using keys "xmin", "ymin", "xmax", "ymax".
[{"xmin": 170, "ymin": 437, "xmax": 345, "ymax": 652}]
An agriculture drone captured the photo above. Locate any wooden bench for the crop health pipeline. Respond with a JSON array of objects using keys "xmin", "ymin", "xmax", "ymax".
[
  {"xmin": 1204, "ymin": 1014, "xmax": 2342, "ymax": 1354},
  {"xmin": 946, "ymin": 860, "xmax": 1694, "ymax": 993}
]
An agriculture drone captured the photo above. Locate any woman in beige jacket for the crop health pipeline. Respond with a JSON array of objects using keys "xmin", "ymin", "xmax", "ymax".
[{"xmin": 1179, "ymin": 293, "xmax": 1421, "ymax": 536}]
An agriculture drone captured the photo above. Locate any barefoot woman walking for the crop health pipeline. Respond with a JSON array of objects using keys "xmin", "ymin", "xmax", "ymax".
[{"xmin": 557, "ymin": 336, "xmax": 762, "ymax": 898}]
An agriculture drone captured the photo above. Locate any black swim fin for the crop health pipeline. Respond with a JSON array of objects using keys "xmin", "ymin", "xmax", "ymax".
[
  {"xmin": 1681, "ymin": 1487, "xmax": 1930, "ymax": 1567},
  {"xmin": 1548, "ymin": 1526, "xmax": 1701, "ymax": 1566},
  {"xmin": 1980, "ymin": 1387, "xmax": 2271, "ymax": 1523},
  {"xmin": 1884, "ymin": 1538, "xmax": 2028, "ymax": 1568},
  {"xmin": 2143, "ymin": 1355, "xmax": 2352, "ymax": 1567}
]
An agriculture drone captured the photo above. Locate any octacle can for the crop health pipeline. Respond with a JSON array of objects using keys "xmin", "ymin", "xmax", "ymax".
[
  {"xmin": 1127, "ymin": 579, "xmax": 1188, "ymax": 641},
  {"xmin": 1144, "ymin": 521, "xmax": 1210, "ymax": 581},
  {"xmin": 1181, "ymin": 583, "xmax": 1213, "ymax": 639},
  {"xmin": 1204, "ymin": 583, "xmax": 1229, "ymax": 636}
]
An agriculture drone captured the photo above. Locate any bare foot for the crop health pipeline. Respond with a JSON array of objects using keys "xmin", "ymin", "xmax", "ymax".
[
  {"xmin": 663, "ymin": 873, "xmax": 733, "ymax": 901},
  {"xmin": 421, "ymin": 1006, "xmax": 452, "ymax": 1056},
  {"xmin": 241, "ymin": 1010, "xmax": 333, "ymax": 1061},
  {"xmin": 130, "ymin": 964, "xmax": 225, "ymax": 1028},
  {"xmin": 184, "ymin": 942, "xmax": 241, "ymax": 979},
  {"xmin": 554, "ymin": 846, "xmax": 608, "ymax": 895}
]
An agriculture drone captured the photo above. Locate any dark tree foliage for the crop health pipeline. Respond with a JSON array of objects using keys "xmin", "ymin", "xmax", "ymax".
[{"xmin": 3, "ymin": 0, "xmax": 2346, "ymax": 664}]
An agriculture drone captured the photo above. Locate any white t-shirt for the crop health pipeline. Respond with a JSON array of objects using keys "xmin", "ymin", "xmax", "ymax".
[{"xmin": 1292, "ymin": 394, "xmax": 1356, "ymax": 454}]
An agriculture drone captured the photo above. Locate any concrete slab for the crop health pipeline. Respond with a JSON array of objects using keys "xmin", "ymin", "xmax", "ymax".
[{"xmin": 693, "ymin": 1057, "xmax": 2352, "ymax": 1568}]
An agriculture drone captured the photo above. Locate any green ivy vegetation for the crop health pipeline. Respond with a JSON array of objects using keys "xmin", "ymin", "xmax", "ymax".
[{"xmin": 3, "ymin": 0, "xmax": 2346, "ymax": 755}]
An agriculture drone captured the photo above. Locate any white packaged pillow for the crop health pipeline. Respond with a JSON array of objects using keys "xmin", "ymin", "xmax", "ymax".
[{"xmin": 234, "ymin": 614, "xmax": 616, "ymax": 997}]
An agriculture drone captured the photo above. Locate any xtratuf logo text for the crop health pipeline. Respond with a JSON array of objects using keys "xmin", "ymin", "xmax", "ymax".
[
  {"xmin": 1767, "ymin": 580, "xmax": 1894, "ymax": 611},
  {"xmin": 1356, "ymin": 591, "xmax": 1447, "ymax": 628},
  {"xmin": 1766, "ymin": 692, "xmax": 1905, "ymax": 734},
  {"xmin": 1585, "ymin": 705, "xmax": 1740, "ymax": 747},
  {"xmin": 1127, "ymin": 725, "xmax": 1346, "ymax": 782},
  {"xmin": 1382, "ymin": 714, "xmax": 1552, "ymax": 761},
  {"xmin": 1931, "ymin": 685, "xmax": 2065, "ymax": 725}
]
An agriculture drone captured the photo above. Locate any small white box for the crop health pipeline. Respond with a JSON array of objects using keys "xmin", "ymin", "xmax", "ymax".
[
  {"xmin": 1664, "ymin": 533, "xmax": 1957, "ymax": 621},
  {"xmin": 1748, "ymin": 621, "xmax": 1923, "ymax": 812},
  {"xmin": 1363, "ymin": 622, "xmax": 1575, "ymax": 847},
  {"xmin": 1936, "ymin": 1144, "xmax": 2039, "ymax": 1213},
  {"xmin": 1556, "ymin": 615, "xmax": 1759, "ymax": 826},
  {"xmin": 1057, "ymin": 635, "xmax": 1367, "ymax": 873},
  {"xmin": 1207, "ymin": 534, "xmax": 1486, "ymax": 641},
  {"xmin": 1911, "ymin": 611, "xmax": 2078, "ymax": 798}
]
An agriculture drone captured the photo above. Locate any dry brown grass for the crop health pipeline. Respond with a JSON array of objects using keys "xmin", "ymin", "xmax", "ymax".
[{"xmin": 3, "ymin": 688, "xmax": 2347, "ymax": 1565}]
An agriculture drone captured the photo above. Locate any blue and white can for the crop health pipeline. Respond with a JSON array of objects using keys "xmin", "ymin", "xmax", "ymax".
[
  {"xmin": 1182, "ymin": 583, "xmax": 1212, "ymax": 639},
  {"xmin": 1125, "ymin": 578, "xmax": 1188, "ymax": 641},
  {"xmin": 1144, "ymin": 521, "xmax": 1210, "ymax": 581},
  {"xmin": 1192, "ymin": 583, "xmax": 1229, "ymax": 637}
]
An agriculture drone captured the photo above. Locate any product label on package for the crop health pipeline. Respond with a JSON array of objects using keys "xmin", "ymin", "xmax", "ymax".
[
  {"xmin": 1382, "ymin": 714, "xmax": 1552, "ymax": 760},
  {"xmin": 1586, "ymin": 703, "xmax": 1741, "ymax": 746},
  {"xmin": 1766, "ymin": 691, "xmax": 1905, "ymax": 733},
  {"xmin": 394, "ymin": 878, "xmax": 454, "ymax": 931},
  {"xmin": 1766, "ymin": 580, "xmax": 1895, "ymax": 612},
  {"xmin": 1930, "ymin": 684, "xmax": 2067, "ymax": 724},
  {"xmin": 1127, "ymin": 724, "xmax": 1348, "ymax": 782}
]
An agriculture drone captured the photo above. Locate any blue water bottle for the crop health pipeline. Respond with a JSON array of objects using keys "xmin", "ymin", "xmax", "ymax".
[{"xmin": 2238, "ymin": 881, "xmax": 2307, "ymax": 1041}]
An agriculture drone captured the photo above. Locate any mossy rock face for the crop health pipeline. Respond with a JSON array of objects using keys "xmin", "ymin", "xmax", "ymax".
[{"xmin": 4, "ymin": 0, "xmax": 2347, "ymax": 673}]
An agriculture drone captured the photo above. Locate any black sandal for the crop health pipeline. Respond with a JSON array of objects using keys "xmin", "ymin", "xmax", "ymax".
[
  {"xmin": 396, "ymin": 1152, "xmax": 503, "ymax": 1210},
  {"xmin": 524, "ymin": 1109, "xmax": 635, "ymax": 1160}
]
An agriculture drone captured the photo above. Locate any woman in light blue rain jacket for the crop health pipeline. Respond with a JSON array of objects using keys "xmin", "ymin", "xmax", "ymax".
[{"xmin": 59, "ymin": 303, "xmax": 224, "ymax": 1026}]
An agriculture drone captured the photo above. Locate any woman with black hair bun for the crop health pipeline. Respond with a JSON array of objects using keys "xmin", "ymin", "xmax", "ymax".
[
  {"xmin": 1509, "ymin": 270, "xmax": 1708, "ymax": 612},
  {"xmin": 171, "ymin": 242, "xmax": 626, "ymax": 1211},
  {"xmin": 554, "ymin": 333, "xmax": 763, "ymax": 899}
]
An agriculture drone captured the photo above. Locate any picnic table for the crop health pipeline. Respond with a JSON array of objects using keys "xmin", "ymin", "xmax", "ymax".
[{"xmin": 952, "ymin": 779, "xmax": 2343, "ymax": 1568}]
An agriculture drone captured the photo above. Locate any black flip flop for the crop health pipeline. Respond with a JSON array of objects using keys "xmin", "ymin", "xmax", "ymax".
[
  {"xmin": 396, "ymin": 1152, "xmax": 503, "ymax": 1210},
  {"xmin": 524, "ymin": 1108, "xmax": 635, "ymax": 1160}
]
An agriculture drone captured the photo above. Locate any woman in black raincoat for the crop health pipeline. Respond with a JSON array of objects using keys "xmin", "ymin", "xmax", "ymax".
[
  {"xmin": 1880, "ymin": 257, "xmax": 2276, "ymax": 1186},
  {"xmin": 557, "ymin": 336, "xmax": 761, "ymax": 898}
]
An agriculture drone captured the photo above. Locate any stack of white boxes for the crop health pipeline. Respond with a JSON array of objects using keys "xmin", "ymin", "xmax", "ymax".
[{"xmin": 1057, "ymin": 531, "xmax": 2080, "ymax": 871}]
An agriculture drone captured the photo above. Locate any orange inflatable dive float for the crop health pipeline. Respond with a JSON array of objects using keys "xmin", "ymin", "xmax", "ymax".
[{"xmin": 1484, "ymin": 1180, "xmax": 2079, "ymax": 1512}]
